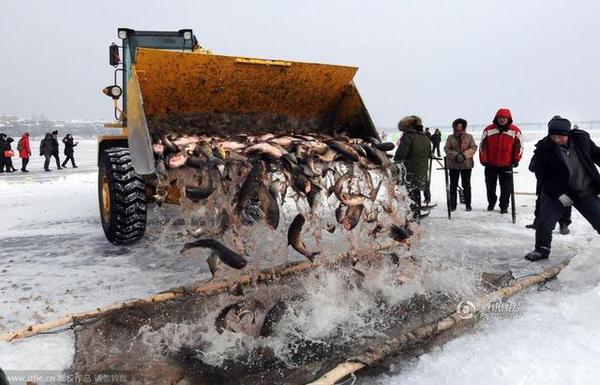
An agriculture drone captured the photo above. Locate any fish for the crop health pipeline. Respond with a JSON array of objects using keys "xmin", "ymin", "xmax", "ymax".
[
  {"xmin": 317, "ymin": 148, "xmax": 339, "ymax": 162},
  {"xmin": 257, "ymin": 184, "xmax": 280, "ymax": 229},
  {"xmin": 335, "ymin": 204, "xmax": 344, "ymax": 223},
  {"xmin": 364, "ymin": 208, "xmax": 379, "ymax": 223},
  {"xmin": 341, "ymin": 204, "xmax": 364, "ymax": 231},
  {"xmin": 152, "ymin": 143, "xmax": 164, "ymax": 156},
  {"xmin": 287, "ymin": 214, "xmax": 320, "ymax": 261},
  {"xmin": 268, "ymin": 136, "xmax": 295, "ymax": 148},
  {"xmin": 220, "ymin": 141, "xmax": 247, "ymax": 151},
  {"xmin": 326, "ymin": 223, "xmax": 336, "ymax": 233},
  {"xmin": 290, "ymin": 166, "xmax": 311, "ymax": 195},
  {"xmin": 244, "ymin": 142, "xmax": 284, "ymax": 158},
  {"xmin": 338, "ymin": 192, "xmax": 367, "ymax": 206},
  {"xmin": 207, "ymin": 252, "xmax": 221, "ymax": 278},
  {"xmin": 326, "ymin": 140, "xmax": 360, "ymax": 162},
  {"xmin": 368, "ymin": 223, "xmax": 383, "ymax": 238},
  {"xmin": 390, "ymin": 225, "xmax": 413, "ymax": 243},
  {"xmin": 374, "ymin": 142, "xmax": 395, "ymax": 152},
  {"xmin": 181, "ymin": 239, "xmax": 248, "ymax": 269},
  {"xmin": 365, "ymin": 136, "xmax": 381, "ymax": 144},
  {"xmin": 236, "ymin": 161, "xmax": 266, "ymax": 213},
  {"xmin": 331, "ymin": 168, "xmax": 353, "ymax": 198},
  {"xmin": 369, "ymin": 179, "xmax": 383, "ymax": 202},
  {"xmin": 187, "ymin": 226, "xmax": 210, "ymax": 238},
  {"xmin": 269, "ymin": 180, "xmax": 288, "ymax": 205},
  {"xmin": 160, "ymin": 134, "xmax": 180, "ymax": 153},
  {"xmin": 215, "ymin": 302, "xmax": 242, "ymax": 334},
  {"xmin": 166, "ymin": 153, "xmax": 187, "ymax": 168},
  {"xmin": 306, "ymin": 182, "xmax": 323, "ymax": 209},
  {"xmin": 260, "ymin": 300, "xmax": 289, "ymax": 337},
  {"xmin": 185, "ymin": 167, "xmax": 216, "ymax": 201}
]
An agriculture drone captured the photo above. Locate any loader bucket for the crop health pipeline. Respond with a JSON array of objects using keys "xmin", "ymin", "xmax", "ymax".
[{"xmin": 131, "ymin": 48, "xmax": 377, "ymax": 138}]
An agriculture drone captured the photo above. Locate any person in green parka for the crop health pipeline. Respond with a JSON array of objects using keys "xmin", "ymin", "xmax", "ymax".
[
  {"xmin": 394, "ymin": 115, "xmax": 431, "ymax": 219},
  {"xmin": 0, "ymin": 367, "xmax": 8, "ymax": 385}
]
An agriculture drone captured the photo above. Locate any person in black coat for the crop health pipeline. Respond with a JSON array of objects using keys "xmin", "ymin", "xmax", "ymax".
[
  {"xmin": 61, "ymin": 134, "xmax": 78, "ymax": 168},
  {"xmin": 0, "ymin": 133, "xmax": 7, "ymax": 173},
  {"xmin": 50, "ymin": 130, "xmax": 62, "ymax": 170},
  {"xmin": 40, "ymin": 132, "xmax": 55, "ymax": 172},
  {"xmin": 0, "ymin": 133, "xmax": 16, "ymax": 172},
  {"xmin": 525, "ymin": 116, "xmax": 600, "ymax": 261},
  {"xmin": 431, "ymin": 128, "xmax": 442, "ymax": 157}
]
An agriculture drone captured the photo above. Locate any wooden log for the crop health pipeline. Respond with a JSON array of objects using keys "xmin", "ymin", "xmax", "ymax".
[
  {"xmin": 306, "ymin": 259, "xmax": 570, "ymax": 385},
  {"xmin": 0, "ymin": 239, "xmax": 398, "ymax": 343}
]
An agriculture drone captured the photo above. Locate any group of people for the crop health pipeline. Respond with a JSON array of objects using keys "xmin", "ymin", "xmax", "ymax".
[
  {"xmin": 0, "ymin": 131, "xmax": 78, "ymax": 173},
  {"xmin": 394, "ymin": 108, "xmax": 600, "ymax": 262}
]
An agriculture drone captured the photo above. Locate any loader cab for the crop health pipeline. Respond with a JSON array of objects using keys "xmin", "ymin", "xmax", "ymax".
[{"xmin": 107, "ymin": 28, "xmax": 199, "ymax": 123}]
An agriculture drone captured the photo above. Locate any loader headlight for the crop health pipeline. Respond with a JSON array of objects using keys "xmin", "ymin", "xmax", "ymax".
[
  {"xmin": 118, "ymin": 29, "xmax": 128, "ymax": 39},
  {"xmin": 103, "ymin": 85, "xmax": 123, "ymax": 100},
  {"xmin": 181, "ymin": 30, "xmax": 192, "ymax": 40}
]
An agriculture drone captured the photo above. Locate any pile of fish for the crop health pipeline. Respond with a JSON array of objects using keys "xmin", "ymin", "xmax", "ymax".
[{"xmin": 149, "ymin": 131, "xmax": 417, "ymax": 275}]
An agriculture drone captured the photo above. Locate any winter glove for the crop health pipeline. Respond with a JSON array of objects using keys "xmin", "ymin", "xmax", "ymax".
[
  {"xmin": 512, "ymin": 161, "xmax": 519, "ymax": 168},
  {"xmin": 558, "ymin": 194, "xmax": 574, "ymax": 207},
  {"xmin": 455, "ymin": 153, "xmax": 466, "ymax": 163}
]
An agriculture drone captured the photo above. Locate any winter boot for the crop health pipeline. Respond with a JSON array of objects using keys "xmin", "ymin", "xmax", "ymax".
[
  {"xmin": 559, "ymin": 224, "xmax": 570, "ymax": 235},
  {"xmin": 500, "ymin": 207, "xmax": 508, "ymax": 214},
  {"xmin": 525, "ymin": 223, "xmax": 536, "ymax": 229},
  {"xmin": 466, "ymin": 205, "xmax": 472, "ymax": 212},
  {"xmin": 524, "ymin": 247, "xmax": 550, "ymax": 261},
  {"xmin": 487, "ymin": 204, "xmax": 495, "ymax": 211}
]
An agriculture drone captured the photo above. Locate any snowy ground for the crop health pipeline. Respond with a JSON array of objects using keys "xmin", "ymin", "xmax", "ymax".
[{"xmin": 1, "ymin": 132, "xmax": 600, "ymax": 384}]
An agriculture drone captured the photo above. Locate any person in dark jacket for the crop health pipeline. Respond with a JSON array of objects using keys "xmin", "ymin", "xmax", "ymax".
[
  {"xmin": 525, "ymin": 116, "xmax": 600, "ymax": 261},
  {"xmin": 0, "ymin": 133, "xmax": 17, "ymax": 172},
  {"xmin": 61, "ymin": 134, "xmax": 79, "ymax": 168},
  {"xmin": 51, "ymin": 130, "xmax": 62, "ymax": 170},
  {"xmin": 394, "ymin": 115, "xmax": 431, "ymax": 220},
  {"xmin": 0, "ymin": 133, "xmax": 7, "ymax": 173},
  {"xmin": 526, "ymin": 180, "xmax": 572, "ymax": 234},
  {"xmin": 479, "ymin": 108, "xmax": 523, "ymax": 213},
  {"xmin": 444, "ymin": 118, "xmax": 478, "ymax": 211},
  {"xmin": 431, "ymin": 128, "xmax": 442, "ymax": 157},
  {"xmin": 40, "ymin": 132, "xmax": 55, "ymax": 171}
]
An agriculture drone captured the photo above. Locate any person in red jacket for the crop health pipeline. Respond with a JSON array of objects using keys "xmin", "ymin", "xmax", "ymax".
[
  {"xmin": 18, "ymin": 132, "xmax": 32, "ymax": 172},
  {"xmin": 479, "ymin": 108, "xmax": 523, "ymax": 213}
]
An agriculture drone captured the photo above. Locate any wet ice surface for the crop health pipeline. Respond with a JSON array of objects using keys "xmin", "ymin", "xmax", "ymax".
[{"xmin": 1, "ymin": 133, "xmax": 600, "ymax": 384}]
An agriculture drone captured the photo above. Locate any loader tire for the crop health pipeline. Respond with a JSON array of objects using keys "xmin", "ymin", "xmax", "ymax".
[{"xmin": 98, "ymin": 147, "xmax": 147, "ymax": 244}]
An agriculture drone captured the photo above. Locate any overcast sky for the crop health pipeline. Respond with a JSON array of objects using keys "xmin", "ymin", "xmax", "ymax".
[{"xmin": 1, "ymin": 0, "xmax": 599, "ymax": 127}]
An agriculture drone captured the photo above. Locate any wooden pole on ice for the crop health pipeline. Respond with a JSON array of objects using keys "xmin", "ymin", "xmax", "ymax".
[
  {"xmin": 0, "ymin": 239, "xmax": 398, "ymax": 343},
  {"xmin": 306, "ymin": 259, "xmax": 570, "ymax": 385}
]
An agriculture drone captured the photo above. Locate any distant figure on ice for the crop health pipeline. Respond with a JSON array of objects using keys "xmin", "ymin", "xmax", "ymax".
[
  {"xmin": 40, "ymin": 132, "xmax": 55, "ymax": 172},
  {"xmin": 425, "ymin": 127, "xmax": 432, "ymax": 141},
  {"xmin": 394, "ymin": 115, "xmax": 431, "ymax": 219},
  {"xmin": 525, "ymin": 116, "xmax": 600, "ymax": 261},
  {"xmin": 444, "ymin": 118, "xmax": 477, "ymax": 212},
  {"xmin": 17, "ymin": 132, "xmax": 31, "ymax": 172},
  {"xmin": 62, "ymin": 134, "xmax": 79, "ymax": 168},
  {"xmin": 431, "ymin": 128, "xmax": 442, "ymax": 158},
  {"xmin": 0, "ymin": 133, "xmax": 17, "ymax": 173},
  {"xmin": 51, "ymin": 130, "xmax": 62, "ymax": 170},
  {"xmin": 479, "ymin": 108, "xmax": 522, "ymax": 213}
]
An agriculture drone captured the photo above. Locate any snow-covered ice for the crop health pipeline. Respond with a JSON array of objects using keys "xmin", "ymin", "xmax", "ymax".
[{"xmin": 1, "ymin": 132, "xmax": 599, "ymax": 383}]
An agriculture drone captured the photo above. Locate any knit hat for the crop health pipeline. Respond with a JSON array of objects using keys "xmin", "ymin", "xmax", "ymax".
[
  {"xmin": 548, "ymin": 115, "xmax": 571, "ymax": 136},
  {"xmin": 398, "ymin": 115, "xmax": 423, "ymax": 132}
]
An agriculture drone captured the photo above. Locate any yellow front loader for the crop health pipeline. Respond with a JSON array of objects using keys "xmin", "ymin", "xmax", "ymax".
[{"xmin": 98, "ymin": 28, "xmax": 378, "ymax": 244}]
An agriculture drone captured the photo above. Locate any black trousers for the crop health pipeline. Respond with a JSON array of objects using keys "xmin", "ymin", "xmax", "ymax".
[
  {"xmin": 51, "ymin": 152, "xmax": 61, "ymax": 169},
  {"xmin": 432, "ymin": 144, "xmax": 441, "ymax": 158},
  {"xmin": 536, "ymin": 193, "xmax": 600, "ymax": 250},
  {"xmin": 484, "ymin": 165, "xmax": 512, "ymax": 209},
  {"xmin": 62, "ymin": 154, "xmax": 76, "ymax": 167},
  {"xmin": 4, "ymin": 157, "xmax": 15, "ymax": 171},
  {"xmin": 21, "ymin": 157, "xmax": 29, "ymax": 171},
  {"xmin": 533, "ymin": 193, "xmax": 571, "ymax": 227},
  {"xmin": 44, "ymin": 155, "xmax": 52, "ymax": 170},
  {"xmin": 449, "ymin": 169, "xmax": 472, "ymax": 208}
]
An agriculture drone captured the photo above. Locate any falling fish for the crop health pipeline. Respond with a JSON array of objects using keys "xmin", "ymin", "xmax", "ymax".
[
  {"xmin": 287, "ymin": 214, "xmax": 320, "ymax": 262},
  {"xmin": 260, "ymin": 300, "xmax": 289, "ymax": 337},
  {"xmin": 390, "ymin": 225, "xmax": 413, "ymax": 243},
  {"xmin": 181, "ymin": 239, "xmax": 248, "ymax": 269}
]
